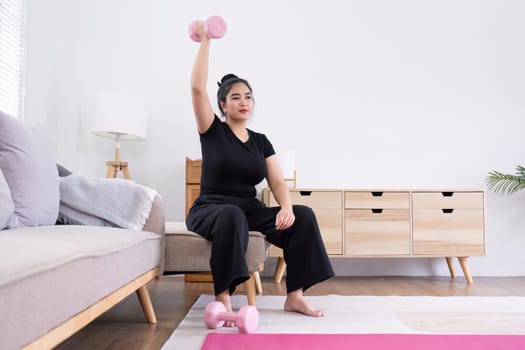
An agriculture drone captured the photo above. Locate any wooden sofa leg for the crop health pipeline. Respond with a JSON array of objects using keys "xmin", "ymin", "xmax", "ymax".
[
  {"xmin": 245, "ymin": 275, "xmax": 257, "ymax": 306},
  {"xmin": 136, "ymin": 285, "xmax": 157, "ymax": 323}
]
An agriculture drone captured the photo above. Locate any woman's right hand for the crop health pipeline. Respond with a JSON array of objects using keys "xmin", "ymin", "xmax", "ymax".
[{"xmin": 196, "ymin": 22, "xmax": 209, "ymax": 42}]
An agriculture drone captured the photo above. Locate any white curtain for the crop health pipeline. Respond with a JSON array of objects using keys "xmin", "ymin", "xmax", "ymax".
[{"xmin": 0, "ymin": 0, "xmax": 27, "ymax": 119}]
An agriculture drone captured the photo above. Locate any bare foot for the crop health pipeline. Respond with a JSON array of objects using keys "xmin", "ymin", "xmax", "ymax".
[
  {"xmin": 284, "ymin": 290, "xmax": 324, "ymax": 317},
  {"xmin": 215, "ymin": 291, "xmax": 235, "ymax": 327}
]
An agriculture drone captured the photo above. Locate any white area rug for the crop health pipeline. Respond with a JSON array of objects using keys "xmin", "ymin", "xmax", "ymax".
[{"xmin": 161, "ymin": 295, "xmax": 525, "ymax": 350}]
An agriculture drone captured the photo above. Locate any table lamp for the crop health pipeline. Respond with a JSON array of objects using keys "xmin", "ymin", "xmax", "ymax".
[
  {"xmin": 280, "ymin": 149, "xmax": 297, "ymax": 188},
  {"xmin": 91, "ymin": 91, "xmax": 149, "ymax": 179}
]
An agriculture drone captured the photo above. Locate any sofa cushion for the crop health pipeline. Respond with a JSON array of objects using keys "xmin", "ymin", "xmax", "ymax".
[
  {"xmin": 0, "ymin": 169, "xmax": 15, "ymax": 229},
  {"xmin": 0, "ymin": 111, "xmax": 59, "ymax": 227},
  {"xmin": 0, "ymin": 225, "xmax": 160, "ymax": 287},
  {"xmin": 0, "ymin": 225, "xmax": 161, "ymax": 350}
]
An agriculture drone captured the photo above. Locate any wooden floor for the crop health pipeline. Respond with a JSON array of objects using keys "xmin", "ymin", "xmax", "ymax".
[{"xmin": 55, "ymin": 275, "xmax": 525, "ymax": 350}]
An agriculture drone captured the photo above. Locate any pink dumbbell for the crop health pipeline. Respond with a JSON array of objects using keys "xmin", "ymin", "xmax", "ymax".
[
  {"xmin": 204, "ymin": 301, "xmax": 259, "ymax": 333},
  {"xmin": 188, "ymin": 16, "xmax": 227, "ymax": 42}
]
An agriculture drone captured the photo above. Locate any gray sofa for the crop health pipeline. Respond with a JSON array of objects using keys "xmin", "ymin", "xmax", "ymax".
[{"xmin": 0, "ymin": 111, "xmax": 165, "ymax": 350}]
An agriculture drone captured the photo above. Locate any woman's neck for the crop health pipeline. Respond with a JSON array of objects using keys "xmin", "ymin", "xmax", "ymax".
[
  {"xmin": 226, "ymin": 119, "xmax": 249, "ymax": 142},
  {"xmin": 226, "ymin": 119, "xmax": 246, "ymax": 132}
]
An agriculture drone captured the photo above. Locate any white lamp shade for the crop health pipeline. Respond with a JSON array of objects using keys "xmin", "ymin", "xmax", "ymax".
[
  {"xmin": 92, "ymin": 91, "xmax": 149, "ymax": 140},
  {"xmin": 279, "ymin": 149, "xmax": 296, "ymax": 179}
]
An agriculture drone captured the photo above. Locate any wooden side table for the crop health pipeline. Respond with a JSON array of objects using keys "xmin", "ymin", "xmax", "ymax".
[{"xmin": 186, "ymin": 157, "xmax": 202, "ymax": 216}]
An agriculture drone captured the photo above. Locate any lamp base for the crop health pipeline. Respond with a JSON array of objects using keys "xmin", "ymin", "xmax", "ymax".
[
  {"xmin": 106, "ymin": 161, "xmax": 131, "ymax": 180},
  {"xmin": 284, "ymin": 170, "xmax": 297, "ymax": 188}
]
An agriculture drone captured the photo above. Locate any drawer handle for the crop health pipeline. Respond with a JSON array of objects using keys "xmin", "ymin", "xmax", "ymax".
[
  {"xmin": 299, "ymin": 191, "xmax": 312, "ymax": 196},
  {"xmin": 442, "ymin": 208, "xmax": 454, "ymax": 214},
  {"xmin": 371, "ymin": 208, "xmax": 383, "ymax": 214},
  {"xmin": 442, "ymin": 192, "xmax": 454, "ymax": 197},
  {"xmin": 371, "ymin": 192, "xmax": 383, "ymax": 197}
]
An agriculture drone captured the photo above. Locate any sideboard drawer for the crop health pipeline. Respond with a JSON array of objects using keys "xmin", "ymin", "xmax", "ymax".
[
  {"xmin": 265, "ymin": 189, "xmax": 343, "ymax": 255},
  {"xmin": 412, "ymin": 208, "xmax": 485, "ymax": 256},
  {"xmin": 315, "ymin": 208, "xmax": 343, "ymax": 255},
  {"xmin": 268, "ymin": 209, "xmax": 343, "ymax": 255},
  {"xmin": 345, "ymin": 191, "xmax": 410, "ymax": 209},
  {"xmin": 345, "ymin": 209, "xmax": 410, "ymax": 256},
  {"xmin": 412, "ymin": 192, "xmax": 484, "ymax": 209},
  {"xmin": 287, "ymin": 190, "xmax": 342, "ymax": 208}
]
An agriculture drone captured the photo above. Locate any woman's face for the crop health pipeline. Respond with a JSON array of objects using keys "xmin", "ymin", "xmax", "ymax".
[{"xmin": 221, "ymin": 82, "xmax": 253, "ymax": 121}]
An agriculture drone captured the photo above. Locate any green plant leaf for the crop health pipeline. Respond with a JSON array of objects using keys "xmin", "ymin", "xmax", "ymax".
[{"xmin": 486, "ymin": 165, "xmax": 525, "ymax": 194}]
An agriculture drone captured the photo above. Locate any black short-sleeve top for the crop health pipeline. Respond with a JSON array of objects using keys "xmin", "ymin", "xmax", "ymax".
[{"xmin": 199, "ymin": 116, "xmax": 275, "ymax": 198}]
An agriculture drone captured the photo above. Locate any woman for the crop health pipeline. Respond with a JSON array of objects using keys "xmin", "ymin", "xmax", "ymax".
[{"xmin": 187, "ymin": 23, "xmax": 334, "ymax": 318}]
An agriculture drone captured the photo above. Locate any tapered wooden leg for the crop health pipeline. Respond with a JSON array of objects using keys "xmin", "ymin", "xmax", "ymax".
[
  {"xmin": 122, "ymin": 166, "xmax": 131, "ymax": 180},
  {"xmin": 245, "ymin": 275, "xmax": 257, "ymax": 306},
  {"xmin": 445, "ymin": 257, "xmax": 456, "ymax": 279},
  {"xmin": 458, "ymin": 257, "xmax": 473, "ymax": 284},
  {"xmin": 274, "ymin": 257, "xmax": 286, "ymax": 283},
  {"xmin": 136, "ymin": 285, "xmax": 157, "ymax": 323},
  {"xmin": 106, "ymin": 165, "xmax": 116, "ymax": 178},
  {"xmin": 253, "ymin": 271, "xmax": 263, "ymax": 295}
]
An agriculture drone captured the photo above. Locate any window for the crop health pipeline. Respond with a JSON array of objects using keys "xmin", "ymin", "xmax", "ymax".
[{"xmin": 0, "ymin": 0, "xmax": 27, "ymax": 119}]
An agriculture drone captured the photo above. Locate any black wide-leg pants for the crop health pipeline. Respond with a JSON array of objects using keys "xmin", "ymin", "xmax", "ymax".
[{"xmin": 186, "ymin": 194, "xmax": 335, "ymax": 296}]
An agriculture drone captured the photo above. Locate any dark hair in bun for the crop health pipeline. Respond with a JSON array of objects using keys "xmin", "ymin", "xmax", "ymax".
[{"xmin": 217, "ymin": 73, "xmax": 253, "ymax": 117}]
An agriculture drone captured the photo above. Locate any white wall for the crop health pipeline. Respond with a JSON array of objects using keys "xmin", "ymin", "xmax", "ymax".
[{"xmin": 24, "ymin": 0, "xmax": 525, "ymax": 277}]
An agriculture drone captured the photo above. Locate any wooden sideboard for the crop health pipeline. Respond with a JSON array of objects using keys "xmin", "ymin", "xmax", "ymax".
[{"xmin": 262, "ymin": 188, "xmax": 485, "ymax": 283}]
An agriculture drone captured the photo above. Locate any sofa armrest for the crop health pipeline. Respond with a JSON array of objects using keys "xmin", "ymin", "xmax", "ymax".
[{"xmin": 143, "ymin": 194, "xmax": 166, "ymax": 275}]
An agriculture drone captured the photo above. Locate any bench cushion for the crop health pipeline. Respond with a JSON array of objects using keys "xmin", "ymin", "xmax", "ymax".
[{"xmin": 164, "ymin": 222, "xmax": 269, "ymax": 273}]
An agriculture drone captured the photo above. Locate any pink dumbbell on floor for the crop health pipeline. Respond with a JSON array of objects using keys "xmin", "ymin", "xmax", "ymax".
[
  {"xmin": 188, "ymin": 16, "xmax": 227, "ymax": 42},
  {"xmin": 204, "ymin": 301, "xmax": 259, "ymax": 333}
]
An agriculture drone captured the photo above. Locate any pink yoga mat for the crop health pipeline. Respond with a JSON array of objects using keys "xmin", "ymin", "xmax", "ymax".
[{"xmin": 201, "ymin": 333, "xmax": 525, "ymax": 350}]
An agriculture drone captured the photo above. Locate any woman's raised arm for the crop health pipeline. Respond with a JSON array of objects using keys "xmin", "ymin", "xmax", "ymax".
[{"xmin": 190, "ymin": 24, "xmax": 214, "ymax": 133}]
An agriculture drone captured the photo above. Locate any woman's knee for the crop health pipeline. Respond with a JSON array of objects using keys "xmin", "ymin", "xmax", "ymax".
[
  {"xmin": 215, "ymin": 205, "xmax": 248, "ymax": 229},
  {"xmin": 292, "ymin": 204, "xmax": 316, "ymax": 222}
]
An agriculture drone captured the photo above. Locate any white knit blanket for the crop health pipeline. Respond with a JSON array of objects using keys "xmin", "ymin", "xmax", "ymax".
[{"xmin": 58, "ymin": 174, "xmax": 157, "ymax": 230}]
